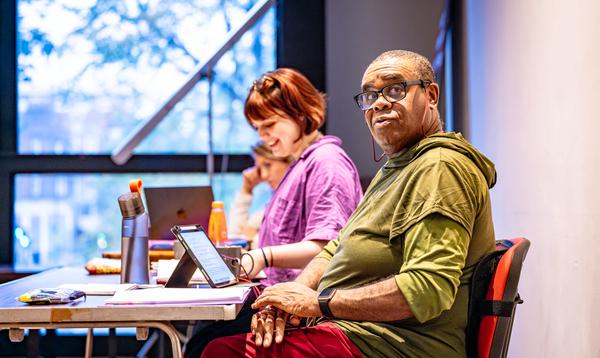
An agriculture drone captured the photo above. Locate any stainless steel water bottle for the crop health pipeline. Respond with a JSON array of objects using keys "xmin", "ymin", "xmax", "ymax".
[{"xmin": 117, "ymin": 192, "xmax": 149, "ymax": 284}]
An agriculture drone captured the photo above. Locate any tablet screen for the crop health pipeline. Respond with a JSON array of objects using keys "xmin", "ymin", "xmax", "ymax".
[{"xmin": 179, "ymin": 229, "xmax": 236, "ymax": 286}]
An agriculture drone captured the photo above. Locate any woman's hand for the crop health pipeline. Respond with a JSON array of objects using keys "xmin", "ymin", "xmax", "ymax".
[
  {"xmin": 241, "ymin": 249, "xmax": 267, "ymax": 278},
  {"xmin": 242, "ymin": 167, "xmax": 262, "ymax": 194}
]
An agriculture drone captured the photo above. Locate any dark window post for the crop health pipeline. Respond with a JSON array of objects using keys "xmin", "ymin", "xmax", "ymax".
[
  {"xmin": 0, "ymin": 0, "xmax": 17, "ymax": 265},
  {"xmin": 276, "ymin": 0, "xmax": 325, "ymax": 92}
]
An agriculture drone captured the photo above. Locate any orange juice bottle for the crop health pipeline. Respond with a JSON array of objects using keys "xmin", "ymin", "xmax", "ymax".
[{"xmin": 208, "ymin": 201, "xmax": 228, "ymax": 246}]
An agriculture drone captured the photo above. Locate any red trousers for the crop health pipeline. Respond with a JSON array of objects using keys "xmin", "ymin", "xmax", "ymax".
[{"xmin": 200, "ymin": 322, "xmax": 362, "ymax": 358}]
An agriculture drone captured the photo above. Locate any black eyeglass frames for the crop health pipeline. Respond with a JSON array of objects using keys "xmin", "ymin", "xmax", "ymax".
[{"xmin": 354, "ymin": 80, "xmax": 431, "ymax": 111}]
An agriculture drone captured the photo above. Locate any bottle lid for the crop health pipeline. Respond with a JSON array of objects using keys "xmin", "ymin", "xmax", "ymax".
[
  {"xmin": 118, "ymin": 192, "xmax": 146, "ymax": 218},
  {"xmin": 211, "ymin": 201, "xmax": 224, "ymax": 209}
]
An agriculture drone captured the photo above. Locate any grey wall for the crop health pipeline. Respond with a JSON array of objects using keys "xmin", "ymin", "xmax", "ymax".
[{"xmin": 326, "ymin": 0, "xmax": 445, "ymax": 179}]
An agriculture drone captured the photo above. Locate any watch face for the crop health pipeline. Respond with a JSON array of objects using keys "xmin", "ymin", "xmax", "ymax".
[
  {"xmin": 319, "ymin": 287, "xmax": 336, "ymax": 300},
  {"xmin": 318, "ymin": 287, "xmax": 337, "ymax": 318}
]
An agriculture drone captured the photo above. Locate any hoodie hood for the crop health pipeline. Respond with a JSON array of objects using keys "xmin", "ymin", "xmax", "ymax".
[{"xmin": 384, "ymin": 132, "xmax": 497, "ymax": 188}]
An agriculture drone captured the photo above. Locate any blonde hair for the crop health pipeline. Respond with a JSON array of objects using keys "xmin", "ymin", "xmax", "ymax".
[{"xmin": 251, "ymin": 142, "xmax": 293, "ymax": 163}]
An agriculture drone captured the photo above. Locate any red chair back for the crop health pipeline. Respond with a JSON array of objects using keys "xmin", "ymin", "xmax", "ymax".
[{"xmin": 466, "ymin": 238, "xmax": 530, "ymax": 358}]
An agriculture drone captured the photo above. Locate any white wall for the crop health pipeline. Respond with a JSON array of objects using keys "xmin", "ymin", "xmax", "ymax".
[
  {"xmin": 328, "ymin": 0, "xmax": 600, "ymax": 355},
  {"xmin": 326, "ymin": 0, "xmax": 444, "ymax": 179},
  {"xmin": 466, "ymin": 1, "xmax": 600, "ymax": 356}
]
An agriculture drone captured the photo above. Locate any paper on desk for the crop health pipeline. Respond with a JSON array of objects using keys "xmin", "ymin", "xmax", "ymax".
[
  {"xmin": 58, "ymin": 283, "xmax": 138, "ymax": 295},
  {"xmin": 104, "ymin": 287, "xmax": 250, "ymax": 305}
]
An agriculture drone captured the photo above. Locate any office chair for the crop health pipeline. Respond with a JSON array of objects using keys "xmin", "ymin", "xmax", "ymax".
[{"xmin": 466, "ymin": 238, "xmax": 531, "ymax": 358}]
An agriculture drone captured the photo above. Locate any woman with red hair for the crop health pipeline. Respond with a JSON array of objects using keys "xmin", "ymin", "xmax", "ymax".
[{"xmin": 184, "ymin": 68, "xmax": 362, "ymax": 357}]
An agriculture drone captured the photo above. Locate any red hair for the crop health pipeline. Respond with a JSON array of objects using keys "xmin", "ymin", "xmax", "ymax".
[{"xmin": 244, "ymin": 68, "xmax": 326, "ymax": 135}]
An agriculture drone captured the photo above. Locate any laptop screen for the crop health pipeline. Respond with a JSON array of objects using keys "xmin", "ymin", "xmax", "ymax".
[{"xmin": 144, "ymin": 186, "xmax": 214, "ymax": 240}]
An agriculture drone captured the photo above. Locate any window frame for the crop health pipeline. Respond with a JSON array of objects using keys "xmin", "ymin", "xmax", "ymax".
[{"xmin": 0, "ymin": 0, "xmax": 325, "ymax": 266}]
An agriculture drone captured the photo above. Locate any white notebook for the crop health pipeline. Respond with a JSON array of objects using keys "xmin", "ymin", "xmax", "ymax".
[{"xmin": 104, "ymin": 287, "xmax": 250, "ymax": 305}]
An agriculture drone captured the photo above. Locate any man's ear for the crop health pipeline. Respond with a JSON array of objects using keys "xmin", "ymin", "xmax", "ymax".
[{"xmin": 427, "ymin": 83, "xmax": 440, "ymax": 106}]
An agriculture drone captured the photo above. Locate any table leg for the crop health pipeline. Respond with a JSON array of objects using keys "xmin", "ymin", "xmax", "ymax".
[
  {"xmin": 151, "ymin": 322, "xmax": 182, "ymax": 358},
  {"xmin": 1, "ymin": 322, "xmax": 183, "ymax": 358},
  {"xmin": 85, "ymin": 328, "xmax": 93, "ymax": 358}
]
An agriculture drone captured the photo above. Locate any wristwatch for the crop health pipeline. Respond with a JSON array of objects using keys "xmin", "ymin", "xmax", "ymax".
[{"xmin": 317, "ymin": 287, "xmax": 337, "ymax": 318}]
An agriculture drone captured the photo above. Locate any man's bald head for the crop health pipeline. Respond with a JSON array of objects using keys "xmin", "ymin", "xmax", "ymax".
[
  {"xmin": 360, "ymin": 50, "xmax": 443, "ymax": 140},
  {"xmin": 367, "ymin": 50, "xmax": 435, "ymax": 83}
]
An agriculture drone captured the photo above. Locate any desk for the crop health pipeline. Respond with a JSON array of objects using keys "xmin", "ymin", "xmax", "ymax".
[{"xmin": 0, "ymin": 267, "xmax": 244, "ymax": 357}]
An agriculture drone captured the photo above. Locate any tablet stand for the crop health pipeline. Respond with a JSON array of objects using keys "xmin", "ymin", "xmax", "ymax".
[{"xmin": 165, "ymin": 251, "xmax": 197, "ymax": 288}]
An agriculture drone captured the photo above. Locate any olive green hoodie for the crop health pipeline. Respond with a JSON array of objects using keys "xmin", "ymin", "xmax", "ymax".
[
  {"xmin": 390, "ymin": 132, "xmax": 496, "ymax": 188},
  {"xmin": 317, "ymin": 132, "xmax": 496, "ymax": 357}
]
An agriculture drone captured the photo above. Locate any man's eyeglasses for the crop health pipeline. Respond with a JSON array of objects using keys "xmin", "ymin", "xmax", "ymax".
[{"xmin": 353, "ymin": 80, "xmax": 431, "ymax": 111}]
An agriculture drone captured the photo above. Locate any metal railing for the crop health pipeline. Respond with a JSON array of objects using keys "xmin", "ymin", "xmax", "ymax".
[{"xmin": 111, "ymin": 0, "xmax": 276, "ymax": 183}]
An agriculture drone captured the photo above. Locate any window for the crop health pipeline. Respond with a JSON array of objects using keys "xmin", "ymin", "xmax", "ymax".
[
  {"xmin": 14, "ymin": 173, "xmax": 272, "ymax": 270},
  {"xmin": 18, "ymin": 0, "xmax": 275, "ymax": 154},
  {"xmin": 12, "ymin": 0, "xmax": 275, "ymax": 269},
  {"xmin": 0, "ymin": 0, "xmax": 325, "ymax": 269}
]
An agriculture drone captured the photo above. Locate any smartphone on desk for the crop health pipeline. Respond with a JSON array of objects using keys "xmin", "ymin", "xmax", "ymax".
[{"xmin": 171, "ymin": 225, "xmax": 238, "ymax": 288}]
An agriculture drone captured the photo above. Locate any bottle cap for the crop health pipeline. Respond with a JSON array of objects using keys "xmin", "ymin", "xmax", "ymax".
[
  {"xmin": 211, "ymin": 201, "xmax": 225, "ymax": 209},
  {"xmin": 129, "ymin": 179, "xmax": 143, "ymax": 194},
  {"xmin": 118, "ymin": 192, "xmax": 146, "ymax": 218}
]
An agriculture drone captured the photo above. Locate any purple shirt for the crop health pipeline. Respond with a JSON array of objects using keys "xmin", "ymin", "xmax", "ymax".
[{"xmin": 259, "ymin": 135, "xmax": 362, "ymax": 286}]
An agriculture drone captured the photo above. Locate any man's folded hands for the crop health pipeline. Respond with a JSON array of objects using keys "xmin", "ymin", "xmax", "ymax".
[{"xmin": 250, "ymin": 282, "xmax": 322, "ymax": 347}]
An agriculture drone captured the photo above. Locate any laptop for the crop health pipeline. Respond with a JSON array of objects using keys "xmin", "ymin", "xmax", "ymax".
[{"xmin": 143, "ymin": 186, "xmax": 214, "ymax": 241}]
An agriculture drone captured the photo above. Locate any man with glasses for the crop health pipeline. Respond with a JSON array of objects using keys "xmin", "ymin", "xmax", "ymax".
[{"xmin": 201, "ymin": 50, "xmax": 497, "ymax": 357}]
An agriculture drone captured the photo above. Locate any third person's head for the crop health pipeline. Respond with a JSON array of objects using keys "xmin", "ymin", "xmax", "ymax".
[{"xmin": 251, "ymin": 142, "xmax": 291, "ymax": 190}]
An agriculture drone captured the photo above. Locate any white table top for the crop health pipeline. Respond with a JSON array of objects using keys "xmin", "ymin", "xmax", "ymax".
[{"xmin": 0, "ymin": 267, "xmax": 243, "ymax": 324}]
